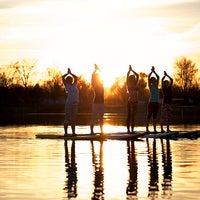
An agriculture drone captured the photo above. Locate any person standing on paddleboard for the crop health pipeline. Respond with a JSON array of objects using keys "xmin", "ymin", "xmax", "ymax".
[
  {"xmin": 126, "ymin": 65, "xmax": 139, "ymax": 133},
  {"xmin": 62, "ymin": 68, "xmax": 79, "ymax": 136},
  {"xmin": 90, "ymin": 64, "xmax": 104, "ymax": 136},
  {"xmin": 160, "ymin": 71, "xmax": 173, "ymax": 133},
  {"xmin": 146, "ymin": 66, "xmax": 160, "ymax": 133}
]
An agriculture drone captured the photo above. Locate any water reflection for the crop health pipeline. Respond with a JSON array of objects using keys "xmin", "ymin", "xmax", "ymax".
[
  {"xmin": 126, "ymin": 141, "xmax": 138, "ymax": 198},
  {"xmin": 91, "ymin": 141, "xmax": 104, "ymax": 200},
  {"xmin": 146, "ymin": 138, "xmax": 173, "ymax": 199},
  {"xmin": 64, "ymin": 140, "xmax": 78, "ymax": 198},
  {"xmin": 161, "ymin": 139, "xmax": 172, "ymax": 198},
  {"xmin": 147, "ymin": 138, "xmax": 159, "ymax": 198}
]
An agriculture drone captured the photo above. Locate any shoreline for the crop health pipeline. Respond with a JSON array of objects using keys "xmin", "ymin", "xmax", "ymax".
[{"xmin": 1, "ymin": 107, "xmax": 200, "ymax": 126}]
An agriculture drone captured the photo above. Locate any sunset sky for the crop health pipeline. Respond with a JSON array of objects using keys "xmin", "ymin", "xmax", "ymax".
[{"xmin": 0, "ymin": 0, "xmax": 200, "ymax": 86}]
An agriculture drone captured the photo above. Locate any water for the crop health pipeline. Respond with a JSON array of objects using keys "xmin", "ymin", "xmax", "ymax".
[{"xmin": 0, "ymin": 124, "xmax": 200, "ymax": 200}]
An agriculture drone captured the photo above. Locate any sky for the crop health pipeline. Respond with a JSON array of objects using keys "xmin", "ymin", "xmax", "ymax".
[{"xmin": 0, "ymin": 0, "xmax": 200, "ymax": 86}]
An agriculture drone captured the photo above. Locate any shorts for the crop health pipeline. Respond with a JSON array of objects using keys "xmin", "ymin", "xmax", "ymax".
[{"xmin": 147, "ymin": 102, "xmax": 159, "ymax": 120}]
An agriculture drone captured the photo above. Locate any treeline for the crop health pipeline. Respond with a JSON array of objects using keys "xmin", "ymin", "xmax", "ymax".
[{"xmin": 0, "ymin": 56, "xmax": 200, "ymax": 116}]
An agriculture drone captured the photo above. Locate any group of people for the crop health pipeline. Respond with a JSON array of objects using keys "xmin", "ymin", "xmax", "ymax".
[{"xmin": 62, "ymin": 64, "xmax": 173, "ymax": 136}]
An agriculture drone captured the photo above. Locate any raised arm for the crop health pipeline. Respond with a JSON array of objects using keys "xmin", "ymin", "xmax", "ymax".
[
  {"xmin": 153, "ymin": 70, "xmax": 159, "ymax": 86},
  {"xmin": 127, "ymin": 65, "xmax": 139, "ymax": 83},
  {"xmin": 148, "ymin": 71, "xmax": 153, "ymax": 88},
  {"xmin": 126, "ymin": 65, "xmax": 132, "ymax": 84},
  {"xmin": 162, "ymin": 71, "xmax": 173, "ymax": 87},
  {"xmin": 69, "ymin": 69, "xmax": 78, "ymax": 84},
  {"xmin": 62, "ymin": 68, "xmax": 78, "ymax": 85},
  {"xmin": 131, "ymin": 69, "xmax": 139, "ymax": 83}
]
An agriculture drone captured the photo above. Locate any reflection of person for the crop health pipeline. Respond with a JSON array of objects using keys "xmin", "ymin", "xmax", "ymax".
[
  {"xmin": 64, "ymin": 140, "xmax": 78, "ymax": 198},
  {"xmin": 126, "ymin": 140, "xmax": 138, "ymax": 196},
  {"xmin": 90, "ymin": 64, "xmax": 104, "ymax": 135},
  {"xmin": 62, "ymin": 68, "xmax": 79, "ymax": 136},
  {"xmin": 160, "ymin": 71, "xmax": 173, "ymax": 133},
  {"xmin": 126, "ymin": 65, "xmax": 139, "ymax": 133},
  {"xmin": 161, "ymin": 139, "xmax": 172, "ymax": 198},
  {"xmin": 146, "ymin": 66, "xmax": 160, "ymax": 133},
  {"xmin": 91, "ymin": 141, "xmax": 104, "ymax": 200},
  {"xmin": 147, "ymin": 138, "xmax": 159, "ymax": 198}
]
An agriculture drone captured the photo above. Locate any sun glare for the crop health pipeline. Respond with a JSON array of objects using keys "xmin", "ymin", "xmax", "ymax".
[{"xmin": 102, "ymin": 73, "xmax": 115, "ymax": 88}]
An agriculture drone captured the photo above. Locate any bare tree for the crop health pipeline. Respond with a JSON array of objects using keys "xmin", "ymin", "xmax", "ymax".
[
  {"xmin": 43, "ymin": 67, "xmax": 63, "ymax": 102},
  {"xmin": 13, "ymin": 58, "xmax": 37, "ymax": 88},
  {"xmin": 0, "ymin": 66, "xmax": 14, "ymax": 87},
  {"xmin": 45, "ymin": 67, "xmax": 63, "ymax": 88},
  {"xmin": 173, "ymin": 57, "xmax": 198, "ymax": 92}
]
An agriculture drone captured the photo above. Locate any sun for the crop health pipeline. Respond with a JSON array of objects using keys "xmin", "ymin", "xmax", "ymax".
[{"xmin": 101, "ymin": 72, "xmax": 116, "ymax": 88}]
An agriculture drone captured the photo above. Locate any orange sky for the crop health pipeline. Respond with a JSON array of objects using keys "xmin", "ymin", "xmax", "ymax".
[{"xmin": 0, "ymin": 0, "xmax": 200, "ymax": 86}]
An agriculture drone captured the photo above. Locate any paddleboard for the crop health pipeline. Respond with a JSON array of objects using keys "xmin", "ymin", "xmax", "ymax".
[
  {"xmin": 35, "ymin": 133, "xmax": 106, "ymax": 140},
  {"xmin": 107, "ymin": 132, "xmax": 145, "ymax": 140},
  {"xmin": 35, "ymin": 132, "xmax": 145, "ymax": 141},
  {"xmin": 172, "ymin": 130, "xmax": 200, "ymax": 139},
  {"xmin": 141, "ymin": 131, "xmax": 178, "ymax": 139}
]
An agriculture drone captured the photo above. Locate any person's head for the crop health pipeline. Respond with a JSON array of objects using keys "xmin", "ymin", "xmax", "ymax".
[
  {"xmin": 129, "ymin": 75, "xmax": 137, "ymax": 84},
  {"xmin": 150, "ymin": 77, "xmax": 157, "ymax": 85},
  {"xmin": 163, "ymin": 80, "xmax": 169, "ymax": 87},
  {"xmin": 66, "ymin": 76, "xmax": 73, "ymax": 85}
]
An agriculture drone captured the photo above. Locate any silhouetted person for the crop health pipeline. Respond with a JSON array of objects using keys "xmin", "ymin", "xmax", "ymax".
[
  {"xmin": 90, "ymin": 64, "xmax": 104, "ymax": 135},
  {"xmin": 160, "ymin": 71, "xmax": 173, "ymax": 132},
  {"xmin": 64, "ymin": 140, "xmax": 78, "ymax": 198},
  {"xmin": 62, "ymin": 68, "xmax": 79, "ymax": 136},
  {"xmin": 146, "ymin": 66, "xmax": 160, "ymax": 133},
  {"xmin": 91, "ymin": 141, "xmax": 104, "ymax": 200},
  {"xmin": 126, "ymin": 65, "xmax": 139, "ymax": 133},
  {"xmin": 126, "ymin": 140, "xmax": 138, "ymax": 196}
]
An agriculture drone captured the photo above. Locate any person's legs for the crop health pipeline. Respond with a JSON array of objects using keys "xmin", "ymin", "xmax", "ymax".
[
  {"xmin": 146, "ymin": 103, "xmax": 152, "ymax": 133},
  {"xmin": 152, "ymin": 118, "xmax": 157, "ymax": 133},
  {"xmin": 160, "ymin": 104, "xmax": 166, "ymax": 133},
  {"xmin": 71, "ymin": 103, "xmax": 78, "ymax": 135},
  {"xmin": 152, "ymin": 103, "xmax": 159, "ymax": 133},
  {"xmin": 127, "ymin": 102, "xmax": 131, "ymax": 133},
  {"xmin": 166, "ymin": 104, "xmax": 172, "ymax": 132},
  {"xmin": 98, "ymin": 104, "xmax": 104, "ymax": 135},
  {"xmin": 90, "ymin": 104, "xmax": 98, "ymax": 134},
  {"xmin": 64, "ymin": 103, "xmax": 71, "ymax": 136},
  {"xmin": 130, "ymin": 102, "xmax": 138, "ymax": 133},
  {"xmin": 64, "ymin": 121, "xmax": 68, "ymax": 136}
]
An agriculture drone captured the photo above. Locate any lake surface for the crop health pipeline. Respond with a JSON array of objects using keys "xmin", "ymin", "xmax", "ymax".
[{"xmin": 0, "ymin": 124, "xmax": 200, "ymax": 200}]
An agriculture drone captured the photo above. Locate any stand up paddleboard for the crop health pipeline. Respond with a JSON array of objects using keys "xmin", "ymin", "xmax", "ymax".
[
  {"xmin": 141, "ymin": 130, "xmax": 200, "ymax": 139},
  {"xmin": 171, "ymin": 130, "xmax": 200, "ymax": 139},
  {"xmin": 141, "ymin": 131, "xmax": 178, "ymax": 139},
  {"xmin": 35, "ymin": 132, "xmax": 145, "ymax": 141},
  {"xmin": 35, "ymin": 133, "xmax": 106, "ymax": 140}
]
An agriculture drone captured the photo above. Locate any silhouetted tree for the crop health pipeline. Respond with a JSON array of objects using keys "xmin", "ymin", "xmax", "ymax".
[
  {"xmin": 43, "ymin": 67, "xmax": 63, "ymax": 102},
  {"xmin": 12, "ymin": 58, "xmax": 37, "ymax": 88},
  {"xmin": 138, "ymin": 72, "xmax": 149, "ymax": 101},
  {"xmin": 109, "ymin": 76, "xmax": 127, "ymax": 106},
  {"xmin": 0, "ymin": 65, "xmax": 16, "ymax": 87},
  {"xmin": 77, "ymin": 76, "xmax": 93, "ymax": 111},
  {"xmin": 173, "ymin": 57, "xmax": 199, "ymax": 92}
]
